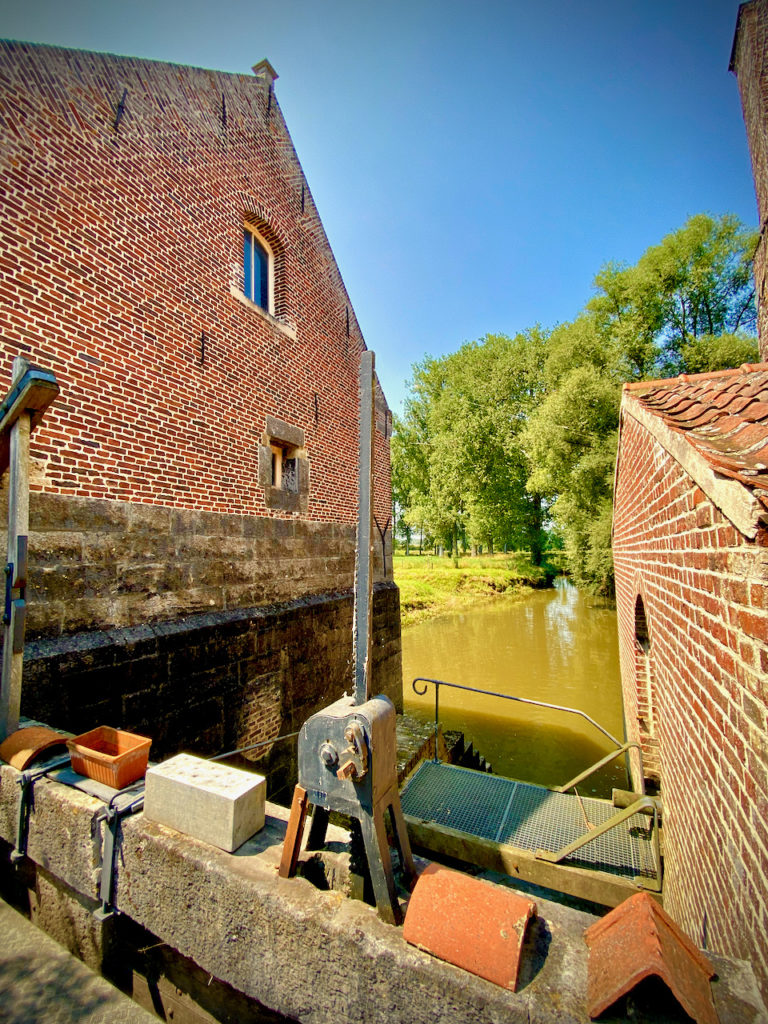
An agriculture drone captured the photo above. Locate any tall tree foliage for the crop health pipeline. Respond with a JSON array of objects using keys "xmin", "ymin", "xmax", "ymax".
[
  {"xmin": 393, "ymin": 331, "xmax": 549, "ymax": 563},
  {"xmin": 524, "ymin": 214, "xmax": 758, "ymax": 594},
  {"xmin": 393, "ymin": 213, "xmax": 758, "ymax": 594}
]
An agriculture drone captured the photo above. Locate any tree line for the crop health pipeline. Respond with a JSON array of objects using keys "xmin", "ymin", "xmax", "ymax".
[{"xmin": 392, "ymin": 213, "xmax": 758, "ymax": 594}]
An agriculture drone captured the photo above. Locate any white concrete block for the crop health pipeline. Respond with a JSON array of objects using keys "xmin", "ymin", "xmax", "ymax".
[{"xmin": 144, "ymin": 754, "xmax": 265, "ymax": 852}]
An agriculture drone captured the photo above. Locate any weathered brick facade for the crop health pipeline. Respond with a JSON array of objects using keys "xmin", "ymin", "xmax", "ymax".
[
  {"xmin": 732, "ymin": 0, "xmax": 768, "ymax": 360},
  {"xmin": 614, "ymin": 375, "xmax": 768, "ymax": 999},
  {"xmin": 0, "ymin": 42, "xmax": 401, "ymax": 788},
  {"xmin": 610, "ymin": 11, "xmax": 768, "ymax": 996}
]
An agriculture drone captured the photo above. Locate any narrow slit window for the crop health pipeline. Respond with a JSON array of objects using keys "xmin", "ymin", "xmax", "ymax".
[{"xmin": 635, "ymin": 595, "xmax": 650, "ymax": 654}]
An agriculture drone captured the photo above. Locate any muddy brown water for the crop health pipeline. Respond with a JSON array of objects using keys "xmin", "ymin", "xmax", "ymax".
[{"xmin": 401, "ymin": 578, "xmax": 628, "ymax": 798}]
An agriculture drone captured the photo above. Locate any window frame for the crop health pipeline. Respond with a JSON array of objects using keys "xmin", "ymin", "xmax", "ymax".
[
  {"xmin": 259, "ymin": 416, "xmax": 309, "ymax": 513},
  {"xmin": 243, "ymin": 223, "xmax": 274, "ymax": 314}
]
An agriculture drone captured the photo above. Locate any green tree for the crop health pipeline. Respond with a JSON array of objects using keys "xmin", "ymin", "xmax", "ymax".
[
  {"xmin": 524, "ymin": 357, "xmax": 620, "ymax": 595},
  {"xmin": 392, "ymin": 331, "xmax": 550, "ymax": 565},
  {"xmin": 524, "ymin": 213, "xmax": 758, "ymax": 594},
  {"xmin": 589, "ymin": 213, "xmax": 758, "ymax": 377},
  {"xmin": 394, "ymin": 212, "xmax": 757, "ymax": 595}
]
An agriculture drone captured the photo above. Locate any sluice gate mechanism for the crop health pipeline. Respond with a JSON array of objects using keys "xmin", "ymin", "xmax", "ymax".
[
  {"xmin": 279, "ymin": 351, "xmax": 416, "ymax": 924},
  {"xmin": 401, "ymin": 677, "xmax": 663, "ymax": 909}
]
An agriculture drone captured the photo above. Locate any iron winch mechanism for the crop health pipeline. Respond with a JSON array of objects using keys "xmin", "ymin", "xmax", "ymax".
[{"xmin": 279, "ymin": 351, "xmax": 415, "ymax": 924}]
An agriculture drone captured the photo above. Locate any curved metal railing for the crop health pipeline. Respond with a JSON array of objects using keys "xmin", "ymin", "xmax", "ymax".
[{"xmin": 411, "ymin": 676, "xmax": 643, "ymax": 793}]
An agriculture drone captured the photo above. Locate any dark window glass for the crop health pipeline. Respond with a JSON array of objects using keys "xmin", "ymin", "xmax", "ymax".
[
  {"xmin": 244, "ymin": 227, "xmax": 270, "ymax": 310},
  {"xmin": 635, "ymin": 595, "xmax": 650, "ymax": 654},
  {"xmin": 243, "ymin": 228, "xmax": 252, "ymax": 300},
  {"xmin": 283, "ymin": 457, "xmax": 297, "ymax": 493}
]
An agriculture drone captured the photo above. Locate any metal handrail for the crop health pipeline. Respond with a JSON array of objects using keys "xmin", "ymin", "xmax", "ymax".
[{"xmin": 411, "ymin": 676, "xmax": 625, "ymax": 766}]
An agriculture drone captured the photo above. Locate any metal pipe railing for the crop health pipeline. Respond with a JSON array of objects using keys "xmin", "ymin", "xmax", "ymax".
[{"xmin": 411, "ymin": 676, "xmax": 625, "ymax": 767}]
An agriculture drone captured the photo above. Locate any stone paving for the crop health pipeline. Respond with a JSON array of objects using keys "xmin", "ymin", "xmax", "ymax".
[{"xmin": 0, "ymin": 897, "xmax": 156, "ymax": 1024}]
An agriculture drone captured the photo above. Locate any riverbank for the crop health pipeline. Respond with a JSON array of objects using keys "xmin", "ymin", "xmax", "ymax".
[{"xmin": 393, "ymin": 552, "xmax": 554, "ymax": 627}]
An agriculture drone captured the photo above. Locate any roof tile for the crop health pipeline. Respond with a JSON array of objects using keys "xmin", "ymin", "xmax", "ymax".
[{"xmin": 624, "ymin": 363, "xmax": 768, "ymax": 509}]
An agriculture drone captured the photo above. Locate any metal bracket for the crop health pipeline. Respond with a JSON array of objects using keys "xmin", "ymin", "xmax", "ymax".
[
  {"xmin": 535, "ymin": 795, "xmax": 663, "ymax": 892},
  {"xmin": 11, "ymin": 754, "xmax": 72, "ymax": 863},
  {"xmin": 94, "ymin": 783, "xmax": 145, "ymax": 920},
  {"xmin": 3, "ymin": 562, "xmax": 11, "ymax": 626},
  {"xmin": 337, "ymin": 721, "xmax": 369, "ymax": 781},
  {"xmin": 4, "ymin": 537, "xmax": 28, "ymax": 651},
  {"xmin": 12, "ymin": 535, "xmax": 27, "ymax": 590},
  {"xmin": 10, "ymin": 599, "xmax": 26, "ymax": 654}
]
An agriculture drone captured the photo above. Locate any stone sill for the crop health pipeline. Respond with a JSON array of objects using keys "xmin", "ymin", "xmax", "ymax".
[
  {"xmin": 229, "ymin": 286, "xmax": 298, "ymax": 340},
  {"xmin": 0, "ymin": 762, "xmax": 764, "ymax": 1024}
]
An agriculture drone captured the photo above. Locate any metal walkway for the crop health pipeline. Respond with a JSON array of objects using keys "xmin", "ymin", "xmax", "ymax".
[{"xmin": 401, "ymin": 760, "xmax": 658, "ymax": 882}]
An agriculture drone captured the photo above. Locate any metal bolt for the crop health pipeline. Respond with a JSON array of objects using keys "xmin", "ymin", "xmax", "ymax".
[{"xmin": 320, "ymin": 742, "xmax": 338, "ymax": 768}]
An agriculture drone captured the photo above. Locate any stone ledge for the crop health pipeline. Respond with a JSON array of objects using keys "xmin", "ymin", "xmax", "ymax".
[{"xmin": 0, "ymin": 764, "xmax": 764, "ymax": 1024}]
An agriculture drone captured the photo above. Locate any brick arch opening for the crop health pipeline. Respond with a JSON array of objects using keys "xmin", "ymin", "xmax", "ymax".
[
  {"xmin": 634, "ymin": 592, "xmax": 660, "ymax": 784},
  {"xmin": 635, "ymin": 594, "xmax": 650, "ymax": 653}
]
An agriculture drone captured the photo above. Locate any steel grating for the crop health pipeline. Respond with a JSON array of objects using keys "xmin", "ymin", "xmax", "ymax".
[{"xmin": 401, "ymin": 761, "xmax": 657, "ymax": 880}]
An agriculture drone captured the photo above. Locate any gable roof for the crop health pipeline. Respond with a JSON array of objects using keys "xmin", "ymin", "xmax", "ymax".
[{"xmin": 619, "ymin": 363, "xmax": 768, "ymax": 538}]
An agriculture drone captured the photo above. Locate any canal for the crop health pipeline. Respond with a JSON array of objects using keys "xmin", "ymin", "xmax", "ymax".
[{"xmin": 401, "ymin": 578, "xmax": 628, "ymax": 798}]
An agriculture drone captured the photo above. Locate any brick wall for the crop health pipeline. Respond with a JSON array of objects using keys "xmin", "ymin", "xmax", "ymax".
[
  {"xmin": 613, "ymin": 410, "xmax": 768, "ymax": 999},
  {"xmin": 0, "ymin": 41, "xmax": 392, "ymax": 529},
  {"xmin": 732, "ymin": 0, "xmax": 768, "ymax": 360},
  {"xmin": 0, "ymin": 42, "xmax": 402, "ymax": 771}
]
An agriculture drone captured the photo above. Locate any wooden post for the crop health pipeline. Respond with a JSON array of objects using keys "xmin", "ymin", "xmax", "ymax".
[{"xmin": 0, "ymin": 357, "xmax": 58, "ymax": 740}]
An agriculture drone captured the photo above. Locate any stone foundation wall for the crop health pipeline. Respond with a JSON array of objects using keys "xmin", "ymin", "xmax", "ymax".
[
  {"xmin": 2, "ymin": 492, "xmax": 393, "ymax": 638},
  {"xmin": 20, "ymin": 583, "xmax": 402, "ymax": 798},
  {"xmin": 1, "ymin": 492, "xmax": 401, "ymax": 797}
]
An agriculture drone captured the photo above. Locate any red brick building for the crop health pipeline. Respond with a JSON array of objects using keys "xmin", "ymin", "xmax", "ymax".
[
  {"xmin": 0, "ymin": 42, "xmax": 401, "ymax": 792},
  {"xmin": 613, "ymin": 2, "xmax": 768, "ymax": 996},
  {"xmin": 614, "ymin": 367, "xmax": 768, "ymax": 995}
]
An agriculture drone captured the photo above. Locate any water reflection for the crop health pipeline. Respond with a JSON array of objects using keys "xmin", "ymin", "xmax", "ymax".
[{"xmin": 401, "ymin": 578, "xmax": 627, "ymax": 797}]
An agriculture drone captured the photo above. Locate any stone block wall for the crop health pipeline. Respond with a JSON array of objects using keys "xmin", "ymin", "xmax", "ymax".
[
  {"xmin": 1, "ymin": 492, "xmax": 401, "ymax": 797},
  {"xmin": 21, "ymin": 582, "xmax": 402, "ymax": 799},
  {"xmin": 613, "ymin": 410, "xmax": 768, "ymax": 999},
  {"xmin": 0, "ymin": 490, "xmax": 393, "ymax": 637},
  {"xmin": 732, "ymin": 0, "xmax": 768, "ymax": 360}
]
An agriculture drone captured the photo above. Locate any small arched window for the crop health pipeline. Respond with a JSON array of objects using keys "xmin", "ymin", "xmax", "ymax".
[{"xmin": 243, "ymin": 224, "xmax": 272, "ymax": 312}]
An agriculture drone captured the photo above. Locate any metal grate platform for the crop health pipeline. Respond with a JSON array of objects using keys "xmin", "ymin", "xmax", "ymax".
[{"xmin": 401, "ymin": 760, "xmax": 657, "ymax": 880}]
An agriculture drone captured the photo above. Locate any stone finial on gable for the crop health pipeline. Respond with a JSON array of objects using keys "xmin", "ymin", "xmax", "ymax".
[{"xmin": 252, "ymin": 59, "xmax": 279, "ymax": 86}]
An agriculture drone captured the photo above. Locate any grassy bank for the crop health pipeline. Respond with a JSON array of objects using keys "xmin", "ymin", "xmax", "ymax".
[{"xmin": 393, "ymin": 552, "xmax": 556, "ymax": 627}]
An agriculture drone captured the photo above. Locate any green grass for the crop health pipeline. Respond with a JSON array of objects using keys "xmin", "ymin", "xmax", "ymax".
[{"xmin": 393, "ymin": 552, "xmax": 554, "ymax": 627}]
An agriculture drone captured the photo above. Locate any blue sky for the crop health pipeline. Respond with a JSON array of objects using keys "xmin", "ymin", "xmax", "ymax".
[{"xmin": 1, "ymin": 0, "xmax": 757, "ymax": 412}]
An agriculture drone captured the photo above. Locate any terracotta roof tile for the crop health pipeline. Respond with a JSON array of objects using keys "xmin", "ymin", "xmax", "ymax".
[
  {"xmin": 623, "ymin": 363, "xmax": 768, "ymax": 504},
  {"xmin": 743, "ymin": 401, "xmax": 768, "ymax": 422}
]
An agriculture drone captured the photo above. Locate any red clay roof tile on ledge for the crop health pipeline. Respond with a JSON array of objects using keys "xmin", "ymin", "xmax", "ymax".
[
  {"xmin": 623, "ymin": 363, "xmax": 768, "ymax": 505},
  {"xmin": 584, "ymin": 892, "xmax": 717, "ymax": 1024}
]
